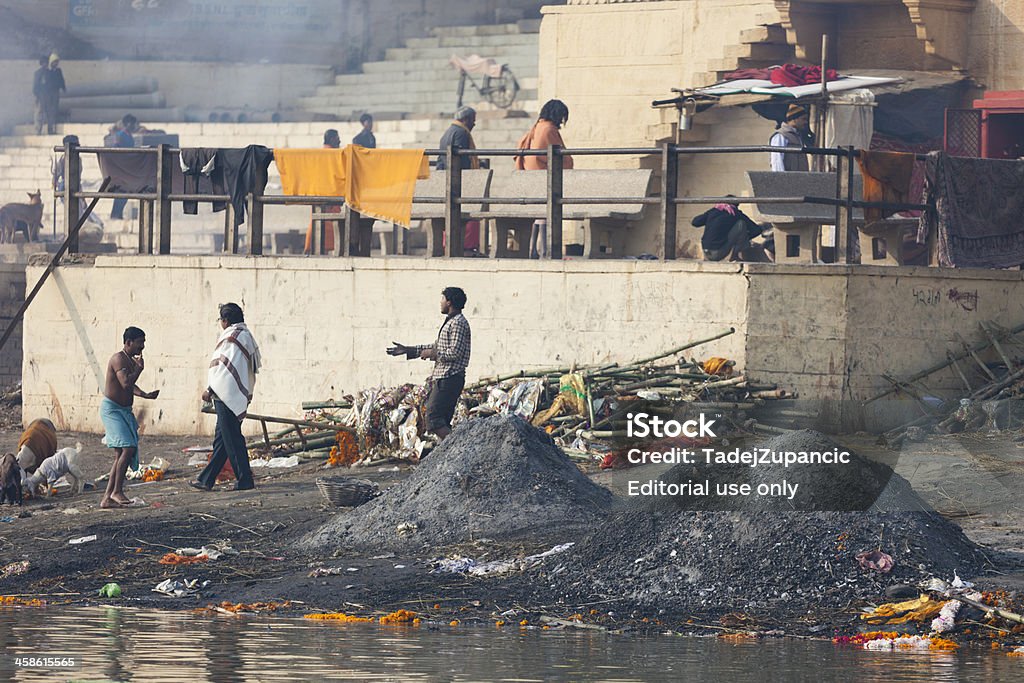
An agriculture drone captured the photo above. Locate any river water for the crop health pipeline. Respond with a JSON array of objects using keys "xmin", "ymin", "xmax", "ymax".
[{"xmin": 0, "ymin": 606, "xmax": 1020, "ymax": 681}]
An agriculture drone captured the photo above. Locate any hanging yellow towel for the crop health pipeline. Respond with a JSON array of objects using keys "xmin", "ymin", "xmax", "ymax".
[
  {"xmin": 344, "ymin": 146, "xmax": 428, "ymax": 228},
  {"xmin": 275, "ymin": 148, "xmax": 347, "ymax": 197}
]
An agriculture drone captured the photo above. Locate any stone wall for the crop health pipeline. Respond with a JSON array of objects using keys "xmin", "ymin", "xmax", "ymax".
[
  {"xmin": 20, "ymin": 256, "xmax": 1024, "ymax": 435},
  {"xmin": 0, "ymin": 262, "xmax": 25, "ymax": 389}
]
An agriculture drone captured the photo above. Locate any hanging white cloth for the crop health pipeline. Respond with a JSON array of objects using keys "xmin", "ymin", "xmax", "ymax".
[{"xmin": 825, "ymin": 89, "xmax": 875, "ymax": 170}]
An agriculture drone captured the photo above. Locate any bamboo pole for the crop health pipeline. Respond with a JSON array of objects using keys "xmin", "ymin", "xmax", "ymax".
[
  {"xmin": 630, "ymin": 328, "xmax": 736, "ymax": 367},
  {"xmin": 863, "ymin": 319, "xmax": 1024, "ymax": 405}
]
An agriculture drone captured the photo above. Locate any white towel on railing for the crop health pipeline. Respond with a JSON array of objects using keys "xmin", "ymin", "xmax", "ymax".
[{"xmin": 208, "ymin": 323, "xmax": 261, "ymax": 418}]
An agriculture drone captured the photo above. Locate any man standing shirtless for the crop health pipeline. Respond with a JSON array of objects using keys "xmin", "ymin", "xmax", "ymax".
[{"xmin": 100, "ymin": 326, "xmax": 159, "ymax": 508}]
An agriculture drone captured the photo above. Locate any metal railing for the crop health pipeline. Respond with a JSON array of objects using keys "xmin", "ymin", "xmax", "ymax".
[{"xmin": 54, "ymin": 141, "xmax": 928, "ymax": 260}]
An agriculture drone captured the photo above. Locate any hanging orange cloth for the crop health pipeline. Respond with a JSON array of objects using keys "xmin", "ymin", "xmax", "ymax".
[
  {"xmin": 276, "ymin": 146, "xmax": 347, "ymax": 254},
  {"xmin": 275, "ymin": 148, "xmax": 347, "ymax": 197},
  {"xmin": 343, "ymin": 146, "xmax": 429, "ymax": 228},
  {"xmin": 856, "ymin": 150, "xmax": 915, "ymax": 224}
]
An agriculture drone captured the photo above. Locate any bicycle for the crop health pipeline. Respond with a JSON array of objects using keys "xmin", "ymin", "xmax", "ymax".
[{"xmin": 453, "ymin": 59, "xmax": 519, "ymax": 109}]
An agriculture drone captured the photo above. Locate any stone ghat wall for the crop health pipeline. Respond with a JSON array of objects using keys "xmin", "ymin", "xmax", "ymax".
[{"xmin": 20, "ymin": 256, "xmax": 1024, "ymax": 435}]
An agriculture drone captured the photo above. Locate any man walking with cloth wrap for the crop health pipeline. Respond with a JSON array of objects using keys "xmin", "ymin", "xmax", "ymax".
[
  {"xmin": 190, "ymin": 303, "xmax": 262, "ymax": 492},
  {"xmin": 387, "ymin": 287, "xmax": 471, "ymax": 442}
]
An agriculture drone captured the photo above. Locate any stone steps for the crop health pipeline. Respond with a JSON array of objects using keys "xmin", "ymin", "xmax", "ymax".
[
  {"xmin": 360, "ymin": 55, "xmax": 538, "ymax": 74},
  {"xmin": 300, "ymin": 21, "xmax": 539, "ymax": 117},
  {"xmin": 300, "ymin": 90, "xmax": 539, "ymax": 111},
  {"xmin": 428, "ymin": 20, "xmax": 540, "ymax": 37},
  {"xmin": 320, "ymin": 75, "xmax": 538, "ymax": 94}
]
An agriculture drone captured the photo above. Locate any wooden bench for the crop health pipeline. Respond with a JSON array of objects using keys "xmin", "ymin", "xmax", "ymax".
[
  {"xmin": 476, "ymin": 169, "xmax": 654, "ymax": 258},
  {"xmin": 410, "ymin": 169, "xmax": 493, "ymax": 256},
  {"xmin": 747, "ymin": 171, "xmax": 918, "ymax": 265}
]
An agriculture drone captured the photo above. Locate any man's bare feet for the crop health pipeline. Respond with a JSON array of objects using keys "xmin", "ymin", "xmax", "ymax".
[
  {"xmin": 111, "ymin": 493, "xmax": 131, "ymax": 505},
  {"xmin": 100, "ymin": 497, "xmax": 123, "ymax": 509}
]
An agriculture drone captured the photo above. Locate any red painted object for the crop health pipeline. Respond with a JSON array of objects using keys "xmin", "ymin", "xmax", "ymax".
[{"xmin": 970, "ymin": 90, "xmax": 1024, "ymax": 159}]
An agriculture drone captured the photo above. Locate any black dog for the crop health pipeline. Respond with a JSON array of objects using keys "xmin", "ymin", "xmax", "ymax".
[{"xmin": 0, "ymin": 452, "xmax": 22, "ymax": 505}]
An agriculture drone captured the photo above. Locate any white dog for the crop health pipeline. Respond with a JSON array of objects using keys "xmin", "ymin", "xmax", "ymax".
[{"xmin": 23, "ymin": 442, "xmax": 85, "ymax": 496}]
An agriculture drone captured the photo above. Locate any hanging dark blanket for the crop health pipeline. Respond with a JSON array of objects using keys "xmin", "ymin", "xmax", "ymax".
[
  {"xmin": 918, "ymin": 152, "xmax": 1024, "ymax": 268},
  {"xmin": 180, "ymin": 147, "xmax": 227, "ymax": 214},
  {"xmin": 215, "ymin": 145, "xmax": 273, "ymax": 227},
  {"xmin": 96, "ymin": 151, "xmax": 157, "ymax": 193}
]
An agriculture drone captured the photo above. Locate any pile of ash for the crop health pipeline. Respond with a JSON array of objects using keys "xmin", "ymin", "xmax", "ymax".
[
  {"xmin": 541, "ymin": 430, "xmax": 989, "ymax": 620},
  {"xmin": 300, "ymin": 415, "xmax": 613, "ymax": 552}
]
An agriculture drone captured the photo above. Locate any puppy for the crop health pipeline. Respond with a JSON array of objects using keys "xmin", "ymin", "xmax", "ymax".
[
  {"xmin": 23, "ymin": 442, "xmax": 85, "ymax": 497},
  {"xmin": 0, "ymin": 452, "xmax": 22, "ymax": 505}
]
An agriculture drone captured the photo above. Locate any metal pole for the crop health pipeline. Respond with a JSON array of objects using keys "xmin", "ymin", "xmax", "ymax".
[
  {"xmin": 845, "ymin": 145, "xmax": 856, "ymax": 262},
  {"xmin": 63, "ymin": 139, "xmax": 80, "ymax": 254},
  {"xmin": 546, "ymin": 144, "xmax": 563, "ymax": 259},
  {"xmin": 660, "ymin": 142, "xmax": 678, "ymax": 259},
  {"xmin": 817, "ymin": 34, "xmax": 829, "ymax": 173}
]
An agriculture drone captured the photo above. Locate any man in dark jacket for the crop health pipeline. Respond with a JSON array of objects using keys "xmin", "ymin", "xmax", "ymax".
[
  {"xmin": 38, "ymin": 53, "xmax": 66, "ymax": 135},
  {"xmin": 435, "ymin": 107, "xmax": 477, "ymax": 170},
  {"xmin": 32, "ymin": 57, "xmax": 48, "ymax": 134},
  {"xmin": 691, "ymin": 201, "xmax": 763, "ymax": 262},
  {"xmin": 352, "ymin": 113, "xmax": 376, "ymax": 148},
  {"xmin": 769, "ymin": 103, "xmax": 812, "ymax": 172}
]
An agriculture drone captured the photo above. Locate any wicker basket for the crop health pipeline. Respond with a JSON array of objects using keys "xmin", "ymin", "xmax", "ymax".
[{"xmin": 316, "ymin": 477, "xmax": 380, "ymax": 508}]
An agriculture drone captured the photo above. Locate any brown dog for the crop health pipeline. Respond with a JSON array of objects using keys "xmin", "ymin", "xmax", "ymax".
[
  {"xmin": 0, "ymin": 190, "xmax": 43, "ymax": 243},
  {"xmin": 0, "ymin": 452, "xmax": 22, "ymax": 505}
]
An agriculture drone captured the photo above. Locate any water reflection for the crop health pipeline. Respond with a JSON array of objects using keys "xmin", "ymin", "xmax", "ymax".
[{"xmin": 0, "ymin": 606, "xmax": 1019, "ymax": 681}]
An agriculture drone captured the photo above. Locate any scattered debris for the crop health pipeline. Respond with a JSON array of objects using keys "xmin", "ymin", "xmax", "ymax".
[
  {"xmin": 68, "ymin": 535, "xmax": 96, "ymax": 545},
  {"xmin": 159, "ymin": 553, "xmax": 208, "ymax": 565},
  {"xmin": 250, "ymin": 455, "xmax": 300, "ymax": 468},
  {"xmin": 173, "ymin": 545, "xmax": 237, "ymax": 561},
  {"xmin": 431, "ymin": 543, "xmax": 575, "ymax": 577},
  {"xmin": 856, "ymin": 549, "xmax": 894, "ymax": 573},
  {"xmin": 97, "ymin": 583, "xmax": 121, "ymax": 598},
  {"xmin": 0, "ymin": 561, "xmax": 29, "ymax": 578},
  {"xmin": 288, "ymin": 329, "xmax": 794, "ymax": 463},
  {"xmin": 153, "ymin": 578, "xmax": 208, "ymax": 597}
]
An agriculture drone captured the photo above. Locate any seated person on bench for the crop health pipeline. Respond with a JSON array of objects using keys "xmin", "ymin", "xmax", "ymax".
[{"xmin": 691, "ymin": 200, "xmax": 763, "ymax": 262}]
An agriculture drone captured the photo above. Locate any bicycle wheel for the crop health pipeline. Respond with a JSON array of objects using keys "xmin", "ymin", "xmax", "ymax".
[{"xmin": 484, "ymin": 66, "xmax": 520, "ymax": 109}]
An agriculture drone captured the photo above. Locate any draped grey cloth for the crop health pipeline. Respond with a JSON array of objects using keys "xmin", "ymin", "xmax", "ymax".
[{"xmin": 918, "ymin": 152, "xmax": 1024, "ymax": 268}]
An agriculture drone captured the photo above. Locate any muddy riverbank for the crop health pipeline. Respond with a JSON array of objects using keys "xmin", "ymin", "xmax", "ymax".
[{"xmin": 1, "ymin": 420, "xmax": 1024, "ymax": 643}]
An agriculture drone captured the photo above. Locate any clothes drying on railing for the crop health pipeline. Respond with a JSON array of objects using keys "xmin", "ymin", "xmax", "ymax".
[
  {"xmin": 180, "ymin": 148, "xmax": 226, "ymax": 214},
  {"xmin": 96, "ymin": 151, "xmax": 158, "ymax": 193},
  {"xmin": 274, "ymin": 146, "xmax": 428, "ymax": 228},
  {"xmin": 95, "ymin": 146, "xmax": 271, "ymax": 227},
  {"xmin": 856, "ymin": 150, "xmax": 915, "ymax": 225},
  {"xmin": 218, "ymin": 145, "xmax": 273, "ymax": 227},
  {"xmin": 918, "ymin": 151, "xmax": 1024, "ymax": 268}
]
